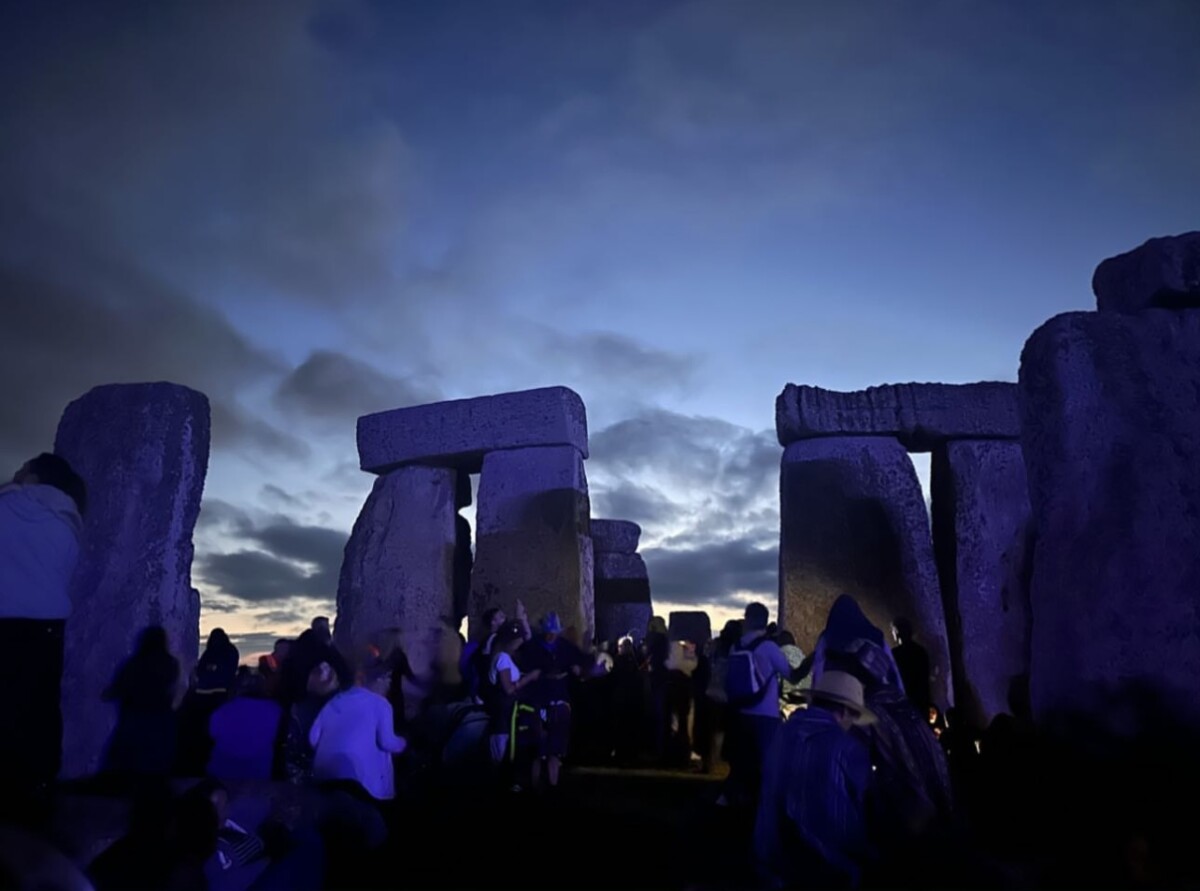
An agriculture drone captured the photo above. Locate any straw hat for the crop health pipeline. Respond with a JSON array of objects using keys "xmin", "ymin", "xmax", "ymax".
[{"xmin": 800, "ymin": 670, "xmax": 876, "ymax": 725}]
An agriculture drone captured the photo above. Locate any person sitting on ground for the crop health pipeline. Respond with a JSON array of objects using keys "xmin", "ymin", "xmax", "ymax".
[
  {"xmin": 755, "ymin": 671, "xmax": 874, "ymax": 890},
  {"xmin": 309, "ymin": 659, "xmax": 407, "ymax": 803},
  {"xmin": 0, "ymin": 452, "xmax": 86, "ymax": 804}
]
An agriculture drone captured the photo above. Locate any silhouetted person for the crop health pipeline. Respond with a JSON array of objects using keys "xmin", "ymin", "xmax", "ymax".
[
  {"xmin": 311, "ymin": 616, "xmax": 332, "ymax": 647},
  {"xmin": 755, "ymin": 671, "xmax": 874, "ymax": 889},
  {"xmin": 0, "ymin": 453, "xmax": 85, "ymax": 799},
  {"xmin": 176, "ymin": 628, "xmax": 241, "ymax": 775},
  {"xmin": 102, "ymin": 625, "xmax": 182, "ymax": 781},
  {"xmin": 890, "ymin": 618, "xmax": 930, "ymax": 714}
]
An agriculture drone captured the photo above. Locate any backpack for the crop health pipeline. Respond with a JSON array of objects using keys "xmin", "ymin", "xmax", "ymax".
[{"xmin": 724, "ymin": 636, "xmax": 775, "ymax": 709}]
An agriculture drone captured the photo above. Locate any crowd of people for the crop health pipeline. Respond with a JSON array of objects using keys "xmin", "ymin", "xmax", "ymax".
[{"xmin": 3, "ymin": 451, "xmax": 1200, "ymax": 890}]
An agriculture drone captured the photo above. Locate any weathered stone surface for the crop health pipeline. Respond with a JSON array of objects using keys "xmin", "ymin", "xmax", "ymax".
[
  {"xmin": 931, "ymin": 440, "xmax": 1032, "ymax": 728},
  {"xmin": 357, "ymin": 386, "xmax": 588, "ymax": 475},
  {"xmin": 54, "ymin": 383, "xmax": 209, "ymax": 778},
  {"xmin": 591, "ymin": 519, "xmax": 641, "ymax": 554},
  {"xmin": 334, "ymin": 466, "xmax": 459, "ymax": 661},
  {"xmin": 1093, "ymin": 231, "xmax": 1200, "ymax": 314},
  {"xmin": 779, "ymin": 436, "xmax": 951, "ymax": 706},
  {"xmin": 469, "ymin": 446, "xmax": 593, "ymax": 642},
  {"xmin": 595, "ymin": 551, "xmax": 651, "ymax": 605},
  {"xmin": 775, "ymin": 382, "xmax": 1019, "ymax": 451},
  {"xmin": 596, "ymin": 601, "xmax": 653, "ymax": 646},
  {"xmin": 1020, "ymin": 310, "xmax": 1200, "ymax": 727},
  {"xmin": 669, "ymin": 611, "xmax": 712, "ymax": 645}
]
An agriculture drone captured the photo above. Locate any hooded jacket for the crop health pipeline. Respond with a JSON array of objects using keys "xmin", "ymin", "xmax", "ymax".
[{"xmin": 0, "ymin": 482, "xmax": 83, "ymax": 620}]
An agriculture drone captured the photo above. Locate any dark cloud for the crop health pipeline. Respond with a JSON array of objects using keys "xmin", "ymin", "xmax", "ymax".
[
  {"xmin": 274, "ymin": 350, "xmax": 440, "ymax": 426},
  {"xmin": 641, "ymin": 539, "xmax": 777, "ymax": 607},
  {"xmin": 261, "ymin": 485, "xmax": 304, "ymax": 510},
  {"xmin": 590, "ymin": 480, "xmax": 677, "ymax": 529},
  {"xmin": 196, "ymin": 503, "xmax": 347, "ymax": 605},
  {"xmin": 255, "ymin": 608, "xmax": 310, "ymax": 627},
  {"xmin": 534, "ymin": 329, "xmax": 701, "ymax": 395},
  {"xmin": 0, "ymin": 222, "xmax": 305, "ymax": 471}
]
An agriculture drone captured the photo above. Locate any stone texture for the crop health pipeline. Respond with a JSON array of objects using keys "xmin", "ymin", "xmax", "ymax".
[
  {"xmin": 595, "ymin": 602, "xmax": 653, "ymax": 646},
  {"xmin": 595, "ymin": 554, "xmax": 652, "ymax": 602},
  {"xmin": 931, "ymin": 440, "xmax": 1032, "ymax": 728},
  {"xmin": 54, "ymin": 383, "xmax": 209, "ymax": 778},
  {"xmin": 775, "ymin": 382, "xmax": 1019, "ymax": 451},
  {"xmin": 469, "ymin": 446, "xmax": 593, "ymax": 642},
  {"xmin": 778, "ymin": 436, "xmax": 950, "ymax": 706},
  {"xmin": 1020, "ymin": 310, "xmax": 1200, "ymax": 727},
  {"xmin": 591, "ymin": 519, "xmax": 642, "ymax": 555},
  {"xmin": 334, "ymin": 466, "xmax": 459, "ymax": 661},
  {"xmin": 357, "ymin": 386, "xmax": 588, "ymax": 475},
  {"xmin": 669, "ymin": 611, "xmax": 712, "ymax": 645},
  {"xmin": 1093, "ymin": 231, "xmax": 1200, "ymax": 314}
]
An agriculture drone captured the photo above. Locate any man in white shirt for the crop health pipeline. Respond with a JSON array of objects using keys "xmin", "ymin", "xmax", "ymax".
[
  {"xmin": 309, "ymin": 663, "xmax": 407, "ymax": 802},
  {"xmin": 0, "ymin": 453, "xmax": 86, "ymax": 800}
]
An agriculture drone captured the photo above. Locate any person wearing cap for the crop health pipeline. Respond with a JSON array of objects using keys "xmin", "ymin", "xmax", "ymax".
[
  {"xmin": 516, "ymin": 611, "xmax": 589, "ymax": 790},
  {"xmin": 755, "ymin": 671, "xmax": 875, "ymax": 890}
]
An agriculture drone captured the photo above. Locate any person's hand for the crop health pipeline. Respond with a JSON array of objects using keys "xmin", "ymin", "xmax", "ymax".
[{"xmin": 515, "ymin": 599, "xmax": 528, "ymax": 621}]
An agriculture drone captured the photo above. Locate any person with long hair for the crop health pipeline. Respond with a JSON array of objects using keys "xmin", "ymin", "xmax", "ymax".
[{"xmin": 101, "ymin": 625, "xmax": 183, "ymax": 781}]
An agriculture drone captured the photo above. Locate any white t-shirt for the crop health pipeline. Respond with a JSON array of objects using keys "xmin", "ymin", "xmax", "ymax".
[{"xmin": 489, "ymin": 651, "xmax": 521, "ymax": 686}]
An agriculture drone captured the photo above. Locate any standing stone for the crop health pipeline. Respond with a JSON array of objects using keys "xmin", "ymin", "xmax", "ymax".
[
  {"xmin": 357, "ymin": 386, "xmax": 589, "ymax": 474},
  {"xmin": 54, "ymin": 383, "xmax": 209, "ymax": 778},
  {"xmin": 334, "ymin": 466, "xmax": 459, "ymax": 662},
  {"xmin": 591, "ymin": 520, "xmax": 642, "ymax": 555},
  {"xmin": 931, "ymin": 440, "xmax": 1032, "ymax": 727},
  {"xmin": 1020, "ymin": 310, "xmax": 1200, "ymax": 728},
  {"xmin": 776, "ymin": 382, "xmax": 1020, "ymax": 452},
  {"xmin": 1092, "ymin": 231, "xmax": 1200, "ymax": 314},
  {"xmin": 779, "ymin": 436, "xmax": 951, "ymax": 706},
  {"xmin": 594, "ymin": 551, "xmax": 652, "ymax": 644},
  {"xmin": 668, "ymin": 611, "xmax": 712, "ymax": 645},
  {"xmin": 470, "ymin": 446, "xmax": 593, "ymax": 642}
]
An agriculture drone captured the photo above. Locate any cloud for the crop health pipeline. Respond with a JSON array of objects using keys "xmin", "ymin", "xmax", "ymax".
[
  {"xmin": 196, "ymin": 503, "xmax": 347, "ymax": 606},
  {"xmin": 225, "ymin": 633, "xmax": 288, "ymax": 662},
  {"xmin": 274, "ymin": 350, "xmax": 440, "ymax": 426},
  {"xmin": 641, "ymin": 539, "xmax": 777, "ymax": 608},
  {"xmin": 530, "ymin": 329, "xmax": 701, "ymax": 396},
  {"xmin": 587, "ymin": 407, "xmax": 781, "ymax": 606},
  {"xmin": 0, "ymin": 225, "xmax": 303, "ymax": 471}
]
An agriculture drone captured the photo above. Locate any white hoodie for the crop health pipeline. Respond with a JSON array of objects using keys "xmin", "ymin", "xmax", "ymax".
[{"xmin": 0, "ymin": 483, "xmax": 83, "ymax": 620}]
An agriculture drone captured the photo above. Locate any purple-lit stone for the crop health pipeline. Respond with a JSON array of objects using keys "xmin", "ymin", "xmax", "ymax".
[
  {"xmin": 779, "ymin": 436, "xmax": 951, "ymax": 706},
  {"xmin": 931, "ymin": 440, "xmax": 1032, "ymax": 727},
  {"xmin": 668, "ymin": 610, "xmax": 712, "ymax": 645},
  {"xmin": 54, "ymin": 383, "xmax": 209, "ymax": 778},
  {"xmin": 591, "ymin": 519, "xmax": 642, "ymax": 555},
  {"xmin": 334, "ymin": 466, "xmax": 459, "ymax": 662},
  {"xmin": 357, "ymin": 386, "xmax": 589, "ymax": 475},
  {"xmin": 596, "ymin": 602, "xmax": 652, "ymax": 645},
  {"xmin": 775, "ymin": 382, "xmax": 1019, "ymax": 452},
  {"xmin": 1020, "ymin": 310, "xmax": 1200, "ymax": 727},
  {"xmin": 469, "ymin": 446, "xmax": 594, "ymax": 642},
  {"xmin": 1092, "ymin": 231, "xmax": 1200, "ymax": 314}
]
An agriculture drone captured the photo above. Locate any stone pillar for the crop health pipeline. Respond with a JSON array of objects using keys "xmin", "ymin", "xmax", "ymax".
[
  {"xmin": 594, "ymin": 549, "xmax": 652, "ymax": 645},
  {"xmin": 931, "ymin": 440, "xmax": 1032, "ymax": 727},
  {"xmin": 334, "ymin": 465, "xmax": 459, "ymax": 662},
  {"xmin": 470, "ymin": 445, "xmax": 593, "ymax": 642},
  {"xmin": 1020, "ymin": 308, "xmax": 1200, "ymax": 728},
  {"xmin": 779, "ymin": 436, "xmax": 950, "ymax": 706},
  {"xmin": 54, "ymin": 383, "xmax": 209, "ymax": 778}
]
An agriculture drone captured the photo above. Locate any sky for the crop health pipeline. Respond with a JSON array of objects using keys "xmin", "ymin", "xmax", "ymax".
[{"xmin": 2, "ymin": 0, "xmax": 1198, "ymax": 661}]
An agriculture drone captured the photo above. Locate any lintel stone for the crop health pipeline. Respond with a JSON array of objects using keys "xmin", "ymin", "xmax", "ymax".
[{"xmin": 357, "ymin": 386, "xmax": 588, "ymax": 475}]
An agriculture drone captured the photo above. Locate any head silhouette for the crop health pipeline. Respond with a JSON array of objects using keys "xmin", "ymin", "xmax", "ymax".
[
  {"xmin": 16, "ymin": 453, "xmax": 87, "ymax": 514},
  {"xmin": 744, "ymin": 602, "xmax": 769, "ymax": 632}
]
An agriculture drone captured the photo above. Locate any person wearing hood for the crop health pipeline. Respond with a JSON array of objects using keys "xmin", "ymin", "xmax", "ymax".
[{"xmin": 0, "ymin": 453, "xmax": 87, "ymax": 797}]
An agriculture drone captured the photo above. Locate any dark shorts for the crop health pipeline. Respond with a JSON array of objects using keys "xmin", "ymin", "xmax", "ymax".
[{"xmin": 535, "ymin": 702, "xmax": 571, "ymax": 758}]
